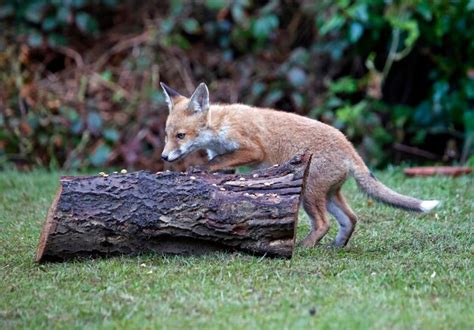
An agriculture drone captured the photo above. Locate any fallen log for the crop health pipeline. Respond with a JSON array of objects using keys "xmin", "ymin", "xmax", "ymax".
[
  {"xmin": 404, "ymin": 166, "xmax": 472, "ymax": 177},
  {"xmin": 35, "ymin": 153, "xmax": 311, "ymax": 262}
]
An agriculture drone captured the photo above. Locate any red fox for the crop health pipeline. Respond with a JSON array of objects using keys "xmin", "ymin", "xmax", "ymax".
[{"xmin": 160, "ymin": 82, "xmax": 440, "ymax": 247}]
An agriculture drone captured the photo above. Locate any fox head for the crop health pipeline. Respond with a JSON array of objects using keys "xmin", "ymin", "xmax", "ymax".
[{"xmin": 160, "ymin": 82, "xmax": 211, "ymax": 162}]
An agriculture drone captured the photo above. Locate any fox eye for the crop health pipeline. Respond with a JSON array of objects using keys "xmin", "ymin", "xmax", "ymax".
[{"xmin": 176, "ymin": 133, "xmax": 186, "ymax": 140}]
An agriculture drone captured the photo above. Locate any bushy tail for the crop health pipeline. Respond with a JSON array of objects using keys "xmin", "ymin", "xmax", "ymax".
[{"xmin": 351, "ymin": 155, "xmax": 440, "ymax": 212}]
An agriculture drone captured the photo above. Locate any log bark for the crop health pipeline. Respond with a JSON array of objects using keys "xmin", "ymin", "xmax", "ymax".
[{"xmin": 35, "ymin": 153, "xmax": 311, "ymax": 262}]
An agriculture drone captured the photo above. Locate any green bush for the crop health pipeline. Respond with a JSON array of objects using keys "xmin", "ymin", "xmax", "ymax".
[
  {"xmin": 311, "ymin": 0, "xmax": 474, "ymax": 166},
  {"xmin": 1, "ymin": 0, "xmax": 473, "ymax": 169},
  {"xmin": 0, "ymin": 0, "xmax": 119, "ymax": 46}
]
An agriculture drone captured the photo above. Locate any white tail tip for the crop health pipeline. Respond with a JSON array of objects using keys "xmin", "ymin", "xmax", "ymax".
[{"xmin": 420, "ymin": 200, "xmax": 441, "ymax": 212}]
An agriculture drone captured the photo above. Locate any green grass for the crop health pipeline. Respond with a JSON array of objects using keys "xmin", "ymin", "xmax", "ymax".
[{"xmin": 0, "ymin": 169, "xmax": 472, "ymax": 329}]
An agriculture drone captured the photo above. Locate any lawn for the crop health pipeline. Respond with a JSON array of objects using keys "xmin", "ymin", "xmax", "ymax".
[{"xmin": 0, "ymin": 169, "xmax": 472, "ymax": 329}]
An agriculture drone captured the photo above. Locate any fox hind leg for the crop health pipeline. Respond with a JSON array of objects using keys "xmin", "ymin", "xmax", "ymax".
[
  {"xmin": 327, "ymin": 190, "xmax": 357, "ymax": 247},
  {"xmin": 300, "ymin": 196, "xmax": 330, "ymax": 248}
]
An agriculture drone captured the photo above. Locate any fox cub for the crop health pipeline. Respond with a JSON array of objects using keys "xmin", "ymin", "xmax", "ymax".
[{"xmin": 160, "ymin": 82, "xmax": 440, "ymax": 247}]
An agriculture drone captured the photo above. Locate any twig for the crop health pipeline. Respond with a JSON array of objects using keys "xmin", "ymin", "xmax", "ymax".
[
  {"xmin": 460, "ymin": 134, "xmax": 473, "ymax": 164},
  {"xmin": 168, "ymin": 53, "xmax": 195, "ymax": 94},
  {"xmin": 393, "ymin": 143, "xmax": 439, "ymax": 160},
  {"xmin": 382, "ymin": 28, "xmax": 400, "ymax": 80},
  {"xmin": 63, "ymin": 130, "xmax": 91, "ymax": 170},
  {"xmin": 55, "ymin": 46, "xmax": 85, "ymax": 68},
  {"xmin": 93, "ymin": 31, "xmax": 151, "ymax": 71},
  {"xmin": 92, "ymin": 72, "xmax": 132, "ymax": 100}
]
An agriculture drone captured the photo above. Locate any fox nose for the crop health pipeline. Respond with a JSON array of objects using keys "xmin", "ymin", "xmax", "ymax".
[{"xmin": 161, "ymin": 154, "xmax": 168, "ymax": 161}]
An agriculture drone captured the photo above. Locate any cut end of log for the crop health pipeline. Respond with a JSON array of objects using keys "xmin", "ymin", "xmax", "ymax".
[
  {"xmin": 35, "ymin": 186, "xmax": 62, "ymax": 263},
  {"xmin": 35, "ymin": 152, "xmax": 312, "ymax": 262}
]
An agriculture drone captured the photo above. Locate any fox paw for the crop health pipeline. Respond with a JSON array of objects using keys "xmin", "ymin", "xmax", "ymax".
[
  {"xmin": 298, "ymin": 237, "xmax": 317, "ymax": 248},
  {"xmin": 324, "ymin": 242, "xmax": 341, "ymax": 249},
  {"xmin": 322, "ymin": 240, "xmax": 348, "ymax": 249}
]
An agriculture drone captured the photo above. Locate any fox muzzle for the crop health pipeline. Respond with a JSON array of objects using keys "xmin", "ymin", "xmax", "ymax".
[{"xmin": 161, "ymin": 149, "xmax": 184, "ymax": 162}]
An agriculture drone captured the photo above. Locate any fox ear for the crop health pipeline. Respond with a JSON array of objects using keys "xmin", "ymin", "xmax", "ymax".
[
  {"xmin": 189, "ymin": 83, "xmax": 209, "ymax": 114},
  {"xmin": 160, "ymin": 82, "xmax": 182, "ymax": 111}
]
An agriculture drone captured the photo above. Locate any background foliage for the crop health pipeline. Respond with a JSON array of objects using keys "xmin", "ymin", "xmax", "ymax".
[{"xmin": 1, "ymin": 0, "xmax": 473, "ymax": 170}]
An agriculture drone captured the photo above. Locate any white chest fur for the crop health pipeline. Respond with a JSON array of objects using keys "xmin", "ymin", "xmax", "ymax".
[
  {"xmin": 198, "ymin": 127, "xmax": 239, "ymax": 160},
  {"xmin": 206, "ymin": 149, "xmax": 219, "ymax": 160}
]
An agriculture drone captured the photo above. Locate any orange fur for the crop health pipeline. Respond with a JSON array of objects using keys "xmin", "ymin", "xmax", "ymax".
[{"xmin": 160, "ymin": 83, "xmax": 440, "ymax": 247}]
